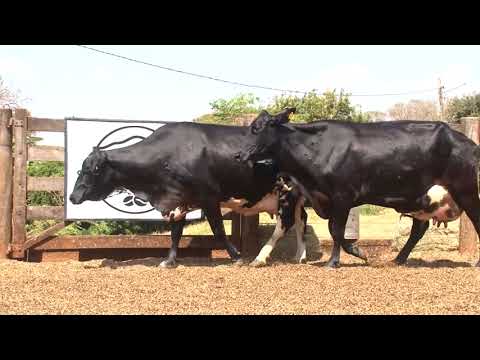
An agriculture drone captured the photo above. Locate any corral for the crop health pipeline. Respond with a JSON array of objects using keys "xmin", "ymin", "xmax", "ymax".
[{"xmin": 1, "ymin": 108, "xmax": 480, "ymax": 314}]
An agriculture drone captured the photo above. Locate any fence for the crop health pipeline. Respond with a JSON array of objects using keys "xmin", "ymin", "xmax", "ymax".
[
  {"xmin": 0, "ymin": 108, "xmax": 478, "ymax": 262},
  {"xmin": 0, "ymin": 109, "xmax": 260, "ymax": 261}
]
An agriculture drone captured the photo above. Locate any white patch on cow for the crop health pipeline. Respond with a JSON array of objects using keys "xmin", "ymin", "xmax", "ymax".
[
  {"xmin": 293, "ymin": 197, "xmax": 307, "ymax": 263},
  {"xmin": 407, "ymin": 185, "xmax": 463, "ymax": 224},
  {"xmin": 426, "ymin": 185, "xmax": 447, "ymax": 205},
  {"xmin": 162, "ymin": 207, "xmax": 188, "ymax": 222},
  {"xmin": 254, "ymin": 216, "xmax": 285, "ymax": 265},
  {"xmin": 220, "ymin": 193, "xmax": 279, "ymax": 217}
]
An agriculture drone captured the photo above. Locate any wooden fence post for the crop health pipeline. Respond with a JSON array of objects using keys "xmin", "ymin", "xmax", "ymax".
[
  {"xmin": 230, "ymin": 212, "xmax": 241, "ymax": 252},
  {"xmin": 459, "ymin": 117, "xmax": 480, "ymax": 255},
  {"xmin": 11, "ymin": 109, "xmax": 28, "ymax": 259},
  {"xmin": 0, "ymin": 109, "xmax": 13, "ymax": 259},
  {"xmin": 240, "ymin": 214, "xmax": 259, "ymax": 258}
]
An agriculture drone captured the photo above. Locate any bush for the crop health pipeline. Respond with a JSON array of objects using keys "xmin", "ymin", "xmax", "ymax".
[{"xmin": 359, "ymin": 205, "xmax": 384, "ymax": 216}]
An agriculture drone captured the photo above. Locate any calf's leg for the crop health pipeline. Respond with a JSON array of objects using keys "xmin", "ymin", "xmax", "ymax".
[
  {"xmin": 293, "ymin": 205, "xmax": 308, "ymax": 264},
  {"xmin": 250, "ymin": 215, "xmax": 290, "ymax": 267}
]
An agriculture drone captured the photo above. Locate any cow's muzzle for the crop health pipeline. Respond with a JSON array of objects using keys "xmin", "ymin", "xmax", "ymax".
[{"xmin": 69, "ymin": 191, "xmax": 86, "ymax": 205}]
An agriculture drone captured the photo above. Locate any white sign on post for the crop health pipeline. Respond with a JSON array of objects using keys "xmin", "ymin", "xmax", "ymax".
[
  {"xmin": 64, "ymin": 118, "xmax": 203, "ymax": 221},
  {"xmin": 344, "ymin": 207, "xmax": 360, "ymax": 240}
]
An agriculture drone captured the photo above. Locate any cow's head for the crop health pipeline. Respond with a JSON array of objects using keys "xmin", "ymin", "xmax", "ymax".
[
  {"xmin": 69, "ymin": 147, "xmax": 117, "ymax": 204},
  {"xmin": 241, "ymin": 107, "xmax": 296, "ymax": 162}
]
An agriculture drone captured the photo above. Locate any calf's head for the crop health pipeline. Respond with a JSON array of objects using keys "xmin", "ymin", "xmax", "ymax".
[
  {"xmin": 69, "ymin": 148, "xmax": 116, "ymax": 204},
  {"xmin": 242, "ymin": 107, "xmax": 296, "ymax": 163}
]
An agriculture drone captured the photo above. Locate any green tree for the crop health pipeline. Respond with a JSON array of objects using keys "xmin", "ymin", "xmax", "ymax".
[
  {"xmin": 200, "ymin": 93, "xmax": 261, "ymax": 124},
  {"xmin": 267, "ymin": 90, "xmax": 370, "ymax": 123},
  {"xmin": 445, "ymin": 93, "xmax": 480, "ymax": 121}
]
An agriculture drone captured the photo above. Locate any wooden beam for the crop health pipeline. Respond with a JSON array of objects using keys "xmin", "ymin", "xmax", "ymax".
[
  {"xmin": 32, "ymin": 234, "xmax": 227, "ymax": 250},
  {"xmin": 230, "ymin": 213, "xmax": 241, "ymax": 251},
  {"xmin": 27, "ymin": 117, "xmax": 65, "ymax": 132},
  {"xmin": 240, "ymin": 214, "xmax": 259, "ymax": 257},
  {"xmin": 27, "ymin": 176, "xmax": 64, "ymax": 193},
  {"xmin": 11, "ymin": 109, "xmax": 28, "ymax": 258},
  {"xmin": 27, "ymin": 206, "xmax": 64, "ymax": 220},
  {"xmin": 0, "ymin": 109, "xmax": 13, "ymax": 258},
  {"xmin": 28, "ymin": 145, "xmax": 64, "ymax": 162},
  {"xmin": 459, "ymin": 117, "xmax": 480, "ymax": 255},
  {"xmin": 24, "ymin": 222, "xmax": 67, "ymax": 250}
]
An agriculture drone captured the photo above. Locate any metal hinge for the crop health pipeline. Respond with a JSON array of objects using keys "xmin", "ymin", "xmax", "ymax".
[{"xmin": 10, "ymin": 118, "xmax": 24, "ymax": 127}]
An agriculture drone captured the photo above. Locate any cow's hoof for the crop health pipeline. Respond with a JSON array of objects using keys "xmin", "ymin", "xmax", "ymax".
[
  {"xmin": 390, "ymin": 258, "xmax": 406, "ymax": 267},
  {"xmin": 159, "ymin": 260, "xmax": 177, "ymax": 268},
  {"xmin": 249, "ymin": 259, "xmax": 268, "ymax": 268},
  {"xmin": 232, "ymin": 258, "xmax": 245, "ymax": 267},
  {"xmin": 325, "ymin": 261, "xmax": 340, "ymax": 269},
  {"xmin": 292, "ymin": 257, "xmax": 307, "ymax": 264}
]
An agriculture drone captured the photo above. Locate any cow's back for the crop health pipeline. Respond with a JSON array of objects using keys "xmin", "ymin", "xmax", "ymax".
[{"xmin": 135, "ymin": 122, "xmax": 278, "ymax": 203}]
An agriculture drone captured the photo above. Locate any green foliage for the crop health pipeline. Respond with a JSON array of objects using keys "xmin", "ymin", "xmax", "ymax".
[
  {"xmin": 196, "ymin": 90, "xmax": 370, "ymax": 125},
  {"xmin": 359, "ymin": 205, "xmax": 384, "ymax": 216},
  {"xmin": 28, "ymin": 161, "xmax": 64, "ymax": 177},
  {"xmin": 446, "ymin": 93, "xmax": 480, "ymax": 121},
  {"xmin": 27, "ymin": 161, "xmax": 65, "ymax": 206},
  {"xmin": 267, "ymin": 90, "xmax": 370, "ymax": 123},
  {"xmin": 207, "ymin": 93, "xmax": 261, "ymax": 124}
]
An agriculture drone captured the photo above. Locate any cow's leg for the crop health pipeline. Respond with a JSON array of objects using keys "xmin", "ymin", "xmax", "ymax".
[
  {"xmin": 326, "ymin": 219, "xmax": 342, "ymax": 268},
  {"xmin": 204, "ymin": 203, "xmax": 243, "ymax": 264},
  {"xmin": 326, "ymin": 208, "xmax": 368, "ymax": 268},
  {"xmin": 448, "ymin": 186, "xmax": 480, "ymax": 266},
  {"xmin": 393, "ymin": 218, "xmax": 429, "ymax": 265},
  {"xmin": 454, "ymin": 198, "xmax": 480, "ymax": 267},
  {"xmin": 293, "ymin": 205, "xmax": 308, "ymax": 264},
  {"xmin": 250, "ymin": 215, "xmax": 289, "ymax": 267},
  {"xmin": 160, "ymin": 217, "xmax": 186, "ymax": 268}
]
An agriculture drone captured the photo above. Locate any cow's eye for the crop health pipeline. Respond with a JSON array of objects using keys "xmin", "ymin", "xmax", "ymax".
[
  {"xmin": 95, "ymin": 166, "xmax": 99, "ymax": 172},
  {"xmin": 77, "ymin": 170, "xmax": 81, "ymax": 175}
]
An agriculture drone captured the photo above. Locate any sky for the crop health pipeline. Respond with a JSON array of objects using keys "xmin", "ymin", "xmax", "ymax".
[{"xmin": 1, "ymin": 45, "xmax": 480, "ymax": 145}]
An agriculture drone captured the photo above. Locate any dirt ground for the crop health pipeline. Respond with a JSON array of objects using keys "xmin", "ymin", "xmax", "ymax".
[
  {"xmin": 1, "ymin": 248, "xmax": 479, "ymax": 315},
  {"xmin": 4, "ymin": 207, "xmax": 475, "ymax": 315}
]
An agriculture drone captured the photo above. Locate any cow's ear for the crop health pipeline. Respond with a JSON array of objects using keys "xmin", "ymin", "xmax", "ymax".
[
  {"xmin": 250, "ymin": 110, "xmax": 272, "ymax": 134},
  {"xmin": 273, "ymin": 107, "xmax": 296, "ymax": 125}
]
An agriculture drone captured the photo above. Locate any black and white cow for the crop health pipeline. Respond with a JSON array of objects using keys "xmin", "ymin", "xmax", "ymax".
[
  {"xmin": 241, "ymin": 108, "xmax": 480, "ymax": 267},
  {"xmin": 69, "ymin": 120, "xmax": 307, "ymax": 268}
]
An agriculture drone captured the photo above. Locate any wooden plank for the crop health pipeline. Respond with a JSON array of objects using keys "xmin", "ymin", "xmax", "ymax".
[
  {"xmin": 240, "ymin": 214, "xmax": 259, "ymax": 257},
  {"xmin": 11, "ymin": 109, "xmax": 28, "ymax": 258},
  {"xmin": 28, "ymin": 145, "xmax": 64, "ymax": 161},
  {"xmin": 27, "ymin": 176, "xmax": 64, "ymax": 193},
  {"xmin": 40, "ymin": 251, "xmax": 79, "ymax": 262},
  {"xmin": 27, "ymin": 117, "xmax": 65, "ymax": 132},
  {"xmin": 32, "ymin": 235, "xmax": 227, "ymax": 250},
  {"xmin": 24, "ymin": 222, "xmax": 67, "ymax": 250},
  {"xmin": 459, "ymin": 117, "xmax": 480, "ymax": 255},
  {"xmin": 319, "ymin": 239, "xmax": 392, "ymax": 247},
  {"xmin": 27, "ymin": 206, "xmax": 64, "ymax": 220},
  {"xmin": 230, "ymin": 213, "xmax": 241, "ymax": 251},
  {"xmin": 0, "ymin": 109, "xmax": 13, "ymax": 258}
]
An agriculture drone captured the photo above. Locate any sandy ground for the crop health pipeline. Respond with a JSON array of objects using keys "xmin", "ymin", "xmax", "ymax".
[
  {"xmin": 8, "ymin": 207, "xmax": 474, "ymax": 315},
  {"xmin": 1, "ymin": 248, "xmax": 479, "ymax": 315}
]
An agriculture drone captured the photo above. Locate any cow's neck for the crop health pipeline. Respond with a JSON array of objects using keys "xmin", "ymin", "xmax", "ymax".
[{"xmin": 104, "ymin": 147, "xmax": 153, "ymax": 191}]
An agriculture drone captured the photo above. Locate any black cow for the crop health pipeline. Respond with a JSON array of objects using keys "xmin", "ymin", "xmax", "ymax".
[
  {"xmin": 69, "ymin": 121, "xmax": 308, "ymax": 268},
  {"xmin": 241, "ymin": 108, "xmax": 480, "ymax": 268}
]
